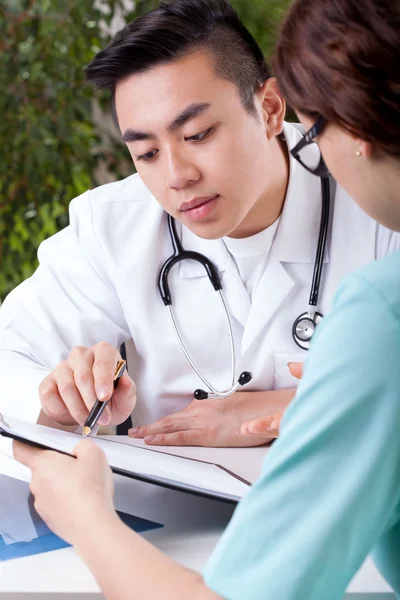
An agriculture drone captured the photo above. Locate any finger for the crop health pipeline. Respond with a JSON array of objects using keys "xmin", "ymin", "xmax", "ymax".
[
  {"xmin": 73, "ymin": 439, "xmax": 107, "ymax": 463},
  {"xmin": 239, "ymin": 416, "xmax": 280, "ymax": 437},
  {"xmin": 73, "ymin": 440, "xmax": 114, "ymax": 500},
  {"xmin": 109, "ymin": 373, "xmax": 137, "ymax": 425},
  {"xmin": 68, "ymin": 348, "xmax": 98, "ymax": 414},
  {"xmin": 39, "ymin": 374, "xmax": 69, "ymax": 418},
  {"xmin": 13, "ymin": 440, "xmax": 45, "ymax": 468},
  {"xmin": 143, "ymin": 430, "xmax": 205, "ymax": 446},
  {"xmin": 288, "ymin": 362, "xmax": 304, "ymax": 379},
  {"xmin": 39, "ymin": 372, "xmax": 79, "ymax": 426},
  {"xmin": 129, "ymin": 413, "xmax": 190, "ymax": 438},
  {"xmin": 54, "ymin": 362, "xmax": 91, "ymax": 427},
  {"xmin": 92, "ymin": 343, "xmax": 120, "ymax": 402},
  {"xmin": 74, "ymin": 438, "xmax": 100, "ymax": 455}
]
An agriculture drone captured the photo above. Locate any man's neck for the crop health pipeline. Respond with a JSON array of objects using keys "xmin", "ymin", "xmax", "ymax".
[{"xmin": 228, "ymin": 135, "xmax": 290, "ymax": 239}]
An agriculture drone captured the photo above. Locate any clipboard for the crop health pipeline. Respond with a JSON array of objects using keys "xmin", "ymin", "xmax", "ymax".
[{"xmin": 0, "ymin": 414, "xmax": 251, "ymax": 504}]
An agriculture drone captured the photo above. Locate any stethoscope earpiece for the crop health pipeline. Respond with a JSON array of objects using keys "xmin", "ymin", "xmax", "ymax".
[
  {"xmin": 238, "ymin": 371, "xmax": 252, "ymax": 386},
  {"xmin": 194, "ymin": 371, "xmax": 253, "ymax": 400}
]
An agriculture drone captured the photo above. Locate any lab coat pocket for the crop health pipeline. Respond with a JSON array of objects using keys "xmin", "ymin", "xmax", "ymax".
[{"xmin": 273, "ymin": 353, "xmax": 305, "ymax": 390}]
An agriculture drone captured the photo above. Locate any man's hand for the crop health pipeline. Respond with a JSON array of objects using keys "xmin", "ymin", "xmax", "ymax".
[
  {"xmin": 240, "ymin": 362, "xmax": 304, "ymax": 438},
  {"xmin": 39, "ymin": 343, "xmax": 136, "ymax": 428},
  {"xmin": 13, "ymin": 439, "xmax": 118, "ymax": 547},
  {"xmin": 129, "ymin": 388, "xmax": 296, "ymax": 447}
]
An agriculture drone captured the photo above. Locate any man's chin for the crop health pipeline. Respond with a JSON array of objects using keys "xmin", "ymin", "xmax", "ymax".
[{"xmin": 185, "ymin": 220, "xmax": 234, "ymax": 240}]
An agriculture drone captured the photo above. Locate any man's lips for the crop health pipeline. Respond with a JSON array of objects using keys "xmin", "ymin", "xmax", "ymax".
[{"xmin": 179, "ymin": 195, "xmax": 219, "ymax": 212}]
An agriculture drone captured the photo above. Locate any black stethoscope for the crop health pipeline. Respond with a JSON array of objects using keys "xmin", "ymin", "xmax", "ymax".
[{"xmin": 158, "ymin": 176, "xmax": 331, "ymax": 399}]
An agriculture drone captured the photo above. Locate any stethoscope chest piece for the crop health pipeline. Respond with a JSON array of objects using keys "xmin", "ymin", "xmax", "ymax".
[{"xmin": 292, "ymin": 311, "xmax": 323, "ymax": 350}]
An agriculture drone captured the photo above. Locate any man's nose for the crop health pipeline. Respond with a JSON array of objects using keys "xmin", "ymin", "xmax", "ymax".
[{"xmin": 165, "ymin": 149, "xmax": 200, "ymax": 190}]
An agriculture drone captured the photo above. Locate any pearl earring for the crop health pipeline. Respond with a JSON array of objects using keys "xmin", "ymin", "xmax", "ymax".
[{"xmin": 356, "ymin": 150, "xmax": 362, "ymax": 157}]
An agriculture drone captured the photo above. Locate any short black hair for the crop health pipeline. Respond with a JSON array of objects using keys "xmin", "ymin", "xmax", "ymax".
[{"xmin": 85, "ymin": 0, "xmax": 270, "ymax": 124}]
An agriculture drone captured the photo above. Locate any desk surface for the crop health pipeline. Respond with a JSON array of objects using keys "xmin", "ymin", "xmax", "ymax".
[{"xmin": 0, "ymin": 437, "xmax": 394, "ymax": 597}]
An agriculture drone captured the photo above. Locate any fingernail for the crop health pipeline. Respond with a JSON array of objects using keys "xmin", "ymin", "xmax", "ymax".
[
  {"xmin": 96, "ymin": 386, "xmax": 109, "ymax": 400},
  {"xmin": 144, "ymin": 436, "xmax": 154, "ymax": 443},
  {"xmin": 129, "ymin": 427, "xmax": 139, "ymax": 435}
]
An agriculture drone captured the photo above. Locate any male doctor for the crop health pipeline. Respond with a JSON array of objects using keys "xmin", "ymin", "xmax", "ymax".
[{"xmin": 0, "ymin": 0, "xmax": 399, "ymax": 447}]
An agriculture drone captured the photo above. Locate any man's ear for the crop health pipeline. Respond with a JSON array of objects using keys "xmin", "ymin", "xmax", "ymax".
[{"xmin": 256, "ymin": 78, "xmax": 286, "ymax": 139}]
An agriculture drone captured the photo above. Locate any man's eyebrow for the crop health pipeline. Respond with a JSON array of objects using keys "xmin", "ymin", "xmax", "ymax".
[
  {"xmin": 121, "ymin": 102, "xmax": 212, "ymax": 143},
  {"xmin": 168, "ymin": 102, "xmax": 211, "ymax": 132},
  {"xmin": 122, "ymin": 129, "xmax": 155, "ymax": 143}
]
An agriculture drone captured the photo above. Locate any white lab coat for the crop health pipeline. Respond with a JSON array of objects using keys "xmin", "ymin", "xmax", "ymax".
[{"xmin": 1, "ymin": 123, "xmax": 399, "ymax": 424}]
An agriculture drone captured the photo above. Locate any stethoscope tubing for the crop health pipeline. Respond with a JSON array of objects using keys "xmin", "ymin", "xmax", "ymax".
[
  {"xmin": 158, "ymin": 174, "xmax": 331, "ymax": 395},
  {"xmin": 167, "ymin": 291, "xmax": 241, "ymax": 397},
  {"xmin": 308, "ymin": 176, "xmax": 331, "ymax": 309}
]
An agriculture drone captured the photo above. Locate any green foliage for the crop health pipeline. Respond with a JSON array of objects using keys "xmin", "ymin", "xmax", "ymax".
[
  {"xmin": 231, "ymin": 0, "xmax": 291, "ymax": 58},
  {"xmin": 0, "ymin": 0, "xmax": 290, "ymax": 300},
  {"xmin": 0, "ymin": 0, "xmax": 132, "ymax": 299}
]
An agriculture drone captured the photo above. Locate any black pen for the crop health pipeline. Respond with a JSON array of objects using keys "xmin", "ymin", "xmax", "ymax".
[{"xmin": 82, "ymin": 359, "xmax": 127, "ymax": 437}]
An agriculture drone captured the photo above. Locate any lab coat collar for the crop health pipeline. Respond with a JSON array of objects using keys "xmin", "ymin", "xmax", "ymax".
[{"xmin": 274, "ymin": 122, "xmax": 330, "ymax": 264}]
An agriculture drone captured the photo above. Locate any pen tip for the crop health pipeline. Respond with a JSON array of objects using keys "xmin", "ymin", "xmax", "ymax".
[{"xmin": 82, "ymin": 426, "xmax": 91, "ymax": 437}]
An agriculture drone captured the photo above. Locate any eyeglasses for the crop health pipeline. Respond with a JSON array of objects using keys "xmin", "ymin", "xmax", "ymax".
[{"xmin": 290, "ymin": 116, "xmax": 330, "ymax": 178}]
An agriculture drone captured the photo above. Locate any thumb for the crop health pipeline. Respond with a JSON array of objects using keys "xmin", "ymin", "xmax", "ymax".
[
  {"xmin": 288, "ymin": 362, "xmax": 304, "ymax": 380},
  {"xmin": 239, "ymin": 414, "xmax": 281, "ymax": 437},
  {"xmin": 73, "ymin": 439, "xmax": 107, "ymax": 465},
  {"xmin": 109, "ymin": 373, "xmax": 137, "ymax": 424}
]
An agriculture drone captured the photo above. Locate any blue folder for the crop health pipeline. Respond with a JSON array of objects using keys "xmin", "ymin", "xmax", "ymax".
[{"xmin": 0, "ymin": 474, "xmax": 163, "ymax": 562}]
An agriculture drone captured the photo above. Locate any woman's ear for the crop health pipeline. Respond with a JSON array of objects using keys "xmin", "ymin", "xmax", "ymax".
[
  {"xmin": 256, "ymin": 78, "xmax": 286, "ymax": 139},
  {"xmin": 358, "ymin": 139, "xmax": 374, "ymax": 159}
]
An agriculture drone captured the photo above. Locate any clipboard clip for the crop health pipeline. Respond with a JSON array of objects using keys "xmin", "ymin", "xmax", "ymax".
[{"xmin": 0, "ymin": 413, "xmax": 10, "ymax": 429}]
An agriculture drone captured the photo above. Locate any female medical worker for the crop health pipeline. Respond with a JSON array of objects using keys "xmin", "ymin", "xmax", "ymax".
[
  {"xmin": 1, "ymin": 0, "xmax": 399, "ymax": 450},
  {"xmin": 13, "ymin": 0, "xmax": 400, "ymax": 599}
]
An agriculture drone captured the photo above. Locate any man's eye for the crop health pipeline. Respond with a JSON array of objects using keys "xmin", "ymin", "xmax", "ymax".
[
  {"xmin": 185, "ymin": 127, "xmax": 213, "ymax": 143},
  {"xmin": 137, "ymin": 149, "xmax": 158, "ymax": 162}
]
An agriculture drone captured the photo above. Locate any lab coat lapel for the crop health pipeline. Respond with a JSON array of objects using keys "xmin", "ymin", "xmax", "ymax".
[
  {"xmin": 240, "ymin": 250, "xmax": 295, "ymax": 355},
  {"xmin": 220, "ymin": 256, "xmax": 252, "ymax": 329},
  {"xmin": 241, "ymin": 122, "xmax": 330, "ymax": 355}
]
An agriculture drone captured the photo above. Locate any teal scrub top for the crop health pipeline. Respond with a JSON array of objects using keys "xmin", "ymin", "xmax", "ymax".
[{"xmin": 204, "ymin": 250, "xmax": 400, "ymax": 600}]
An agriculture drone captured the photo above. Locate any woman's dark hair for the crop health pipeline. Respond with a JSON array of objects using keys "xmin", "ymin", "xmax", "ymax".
[
  {"xmin": 273, "ymin": 0, "xmax": 400, "ymax": 158},
  {"xmin": 86, "ymin": 0, "xmax": 270, "ymax": 120}
]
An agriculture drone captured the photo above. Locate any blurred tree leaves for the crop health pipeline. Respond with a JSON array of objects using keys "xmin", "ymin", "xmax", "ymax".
[
  {"xmin": 0, "ymin": 0, "xmax": 290, "ymax": 300},
  {"xmin": 232, "ymin": 0, "xmax": 291, "ymax": 58},
  {"xmin": 0, "ymin": 0, "xmax": 131, "ymax": 298}
]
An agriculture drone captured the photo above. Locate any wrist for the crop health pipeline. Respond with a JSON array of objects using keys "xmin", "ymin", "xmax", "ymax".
[{"xmin": 72, "ymin": 504, "xmax": 121, "ymax": 552}]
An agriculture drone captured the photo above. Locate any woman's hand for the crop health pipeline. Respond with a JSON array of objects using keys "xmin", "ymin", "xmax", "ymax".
[
  {"xmin": 13, "ymin": 439, "xmax": 118, "ymax": 546},
  {"xmin": 239, "ymin": 363, "xmax": 304, "ymax": 438}
]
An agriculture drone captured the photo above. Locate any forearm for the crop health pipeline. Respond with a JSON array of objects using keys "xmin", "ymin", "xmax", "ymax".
[
  {"xmin": 0, "ymin": 349, "xmax": 49, "ymax": 422},
  {"xmin": 75, "ymin": 511, "xmax": 222, "ymax": 600}
]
